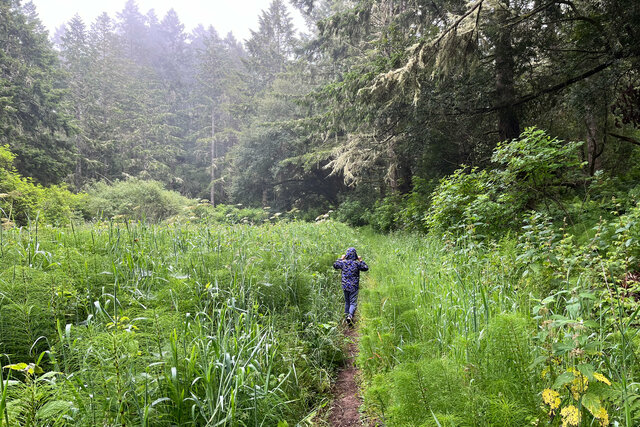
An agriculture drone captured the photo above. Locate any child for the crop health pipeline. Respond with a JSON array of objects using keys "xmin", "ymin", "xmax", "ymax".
[{"xmin": 333, "ymin": 247, "xmax": 368, "ymax": 326}]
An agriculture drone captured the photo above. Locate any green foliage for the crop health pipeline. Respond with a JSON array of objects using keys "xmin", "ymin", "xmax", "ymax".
[
  {"xmin": 479, "ymin": 314, "xmax": 536, "ymax": 407},
  {"xmin": 368, "ymin": 195, "xmax": 404, "ymax": 233},
  {"xmin": 356, "ymin": 187, "xmax": 640, "ymax": 425},
  {"xmin": 335, "ymin": 199, "xmax": 370, "ymax": 227},
  {"xmin": 0, "ymin": 145, "xmax": 84, "ymax": 226},
  {"xmin": 492, "ymin": 128, "xmax": 585, "ymax": 186},
  {"xmin": 0, "ymin": 1, "xmax": 73, "ymax": 184},
  {"xmin": 425, "ymin": 167, "xmax": 500, "ymax": 236},
  {"xmin": 183, "ymin": 202, "xmax": 271, "ymax": 225},
  {"xmin": 337, "ymin": 178, "xmax": 435, "ymax": 232},
  {"xmin": 356, "ymin": 233, "xmax": 543, "ymax": 425},
  {"xmin": 83, "ymin": 178, "xmax": 190, "ymax": 221},
  {"xmin": 425, "ymin": 128, "xmax": 586, "ymax": 238},
  {"xmin": 387, "ymin": 358, "xmax": 467, "ymax": 425},
  {"xmin": 0, "ymin": 220, "xmax": 355, "ymax": 425},
  {"xmin": 396, "ymin": 177, "xmax": 435, "ymax": 233},
  {"xmin": 1, "ymin": 361, "xmax": 70, "ymax": 427}
]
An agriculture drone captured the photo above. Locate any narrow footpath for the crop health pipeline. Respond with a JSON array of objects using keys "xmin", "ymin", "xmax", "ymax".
[{"xmin": 327, "ymin": 326, "xmax": 365, "ymax": 426}]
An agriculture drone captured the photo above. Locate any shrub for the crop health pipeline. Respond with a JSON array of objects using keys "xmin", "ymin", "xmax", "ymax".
[
  {"xmin": 184, "ymin": 202, "xmax": 270, "ymax": 224},
  {"xmin": 397, "ymin": 177, "xmax": 435, "ymax": 232},
  {"xmin": 426, "ymin": 127, "xmax": 587, "ymax": 239},
  {"xmin": 369, "ymin": 195, "xmax": 404, "ymax": 232},
  {"xmin": 425, "ymin": 167, "xmax": 501, "ymax": 236},
  {"xmin": 335, "ymin": 198, "xmax": 371, "ymax": 227},
  {"xmin": 83, "ymin": 178, "xmax": 190, "ymax": 221},
  {"xmin": 0, "ymin": 145, "xmax": 84, "ymax": 226}
]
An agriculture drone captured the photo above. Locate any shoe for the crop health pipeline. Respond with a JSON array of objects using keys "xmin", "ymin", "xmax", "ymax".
[{"xmin": 346, "ymin": 314, "xmax": 354, "ymax": 327}]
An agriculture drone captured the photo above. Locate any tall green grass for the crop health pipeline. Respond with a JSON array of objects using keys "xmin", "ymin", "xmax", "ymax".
[
  {"xmin": 357, "ymin": 231, "xmax": 640, "ymax": 426},
  {"xmin": 4, "ymin": 218, "xmax": 638, "ymax": 425},
  {"xmin": 0, "ymin": 220, "xmax": 362, "ymax": 425},
  {"xmin": 356, "ymin": 234, "xmax": 535, "ymax": 425}
]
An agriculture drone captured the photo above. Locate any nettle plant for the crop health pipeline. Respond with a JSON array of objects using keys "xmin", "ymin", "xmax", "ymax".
[{"xmin": 533, "ymin": 291, "xmax": 614, "ymax": 427}]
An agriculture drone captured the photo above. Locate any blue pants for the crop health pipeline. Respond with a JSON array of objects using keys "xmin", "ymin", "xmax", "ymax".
[{"xmin": 344, "ymin": 288, "xmax": 359, "ymax": 317}]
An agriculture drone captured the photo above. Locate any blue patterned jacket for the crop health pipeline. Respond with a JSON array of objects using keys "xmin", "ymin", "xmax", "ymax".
[{"xmin": 333, "ymin": 247, "xmax": 369, "ymax": 291}]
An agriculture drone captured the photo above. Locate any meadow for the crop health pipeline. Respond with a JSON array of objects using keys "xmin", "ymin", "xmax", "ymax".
[
  {"xmin": 358, "ymin": 229, "xmax": 640, "ymax": 426},
  {"xmin": 0, "ymin": 220, "xmax": 367, "ymax": 426},
  {"xmin": 2, "ymin": 216, "xmax": 640, "ymax": 426}
]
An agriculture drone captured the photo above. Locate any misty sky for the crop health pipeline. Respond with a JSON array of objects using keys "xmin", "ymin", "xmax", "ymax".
[{"xmin": 30, "ymin": 0, "xmax": 307, "ymax": 42}]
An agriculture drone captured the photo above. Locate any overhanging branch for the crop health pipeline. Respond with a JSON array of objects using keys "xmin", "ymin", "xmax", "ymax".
[
  {"xmin": 609, "ymin": 132, "xmax": 640, "ymax": 147},
  {"xmin": 470, "ymin": 60, "xmax": 615, "ymax": 115}
]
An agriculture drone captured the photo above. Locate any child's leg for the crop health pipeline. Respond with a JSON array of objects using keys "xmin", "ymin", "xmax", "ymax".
[
  {"xmin": 348, "ymin": 288, "xmax": 359, "ymax": 317},
  {"xmin": 343, "ymin": 288, "xmax": 350, "ymax": 315}
]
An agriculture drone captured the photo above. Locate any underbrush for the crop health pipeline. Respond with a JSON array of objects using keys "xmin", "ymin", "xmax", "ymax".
[
  {"xmin": 353, "ymin": 128, "xmax": 640, "ymax": 426},
  {"xmin": 0, "ymin": 145, "xmax": 85, "ymax": 227},
  {"xmin": 358, "ymin": 209, "xmax": 640, "ymax": 425},
  {"xmin": 0, "ymin": 220, "xmax": 362, "ymax": 425}
]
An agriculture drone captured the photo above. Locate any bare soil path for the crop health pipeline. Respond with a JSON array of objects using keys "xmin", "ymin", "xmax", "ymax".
[{"xmin": 327, "ymin": 326, "xmax": 365, "ymax": 426}]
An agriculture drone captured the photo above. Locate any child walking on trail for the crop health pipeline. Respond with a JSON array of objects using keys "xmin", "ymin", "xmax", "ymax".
[{"xmin": 333, "ymin": 247, "xmax": 368, "ymax": 326}]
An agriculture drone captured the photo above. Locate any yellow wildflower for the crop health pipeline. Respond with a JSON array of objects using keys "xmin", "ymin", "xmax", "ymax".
[
  {"xmin": 542, "ymin": 388, "xmax": 561, "ymax": 413},
  {"xmin": 595, "ymin": 407, "xmax": 609, "ymax": 426},
  {"xmin": 560, "ymin": 405, "xmax": 581, "ymax": 427},
  {"xmin": 567, "ymin": 368, "xmax": 588, "ymax": 400},
  {"xmin": 593, "ymin": 372, "xmax": 611, "ymax": 386},
  {"xmin": 541, "ymin": 366, "xmax": 550, "ymax": 379}
]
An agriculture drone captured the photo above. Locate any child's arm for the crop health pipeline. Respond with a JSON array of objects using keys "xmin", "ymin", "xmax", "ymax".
[
  {"xmin": 333, "ymin": 255, "xmax": 345, "ymax": 269},
  {"xmin": 358, "ymin": 256, "xmax": 369, "ymax": 271}
]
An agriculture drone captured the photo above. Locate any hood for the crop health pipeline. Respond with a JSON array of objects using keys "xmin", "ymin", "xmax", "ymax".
[{"xmin": 345, "ymin": 247, "xmax": 358, "ymax": 260}]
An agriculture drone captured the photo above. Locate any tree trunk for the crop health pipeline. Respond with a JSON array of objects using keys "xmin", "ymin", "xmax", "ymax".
[
  {"xmin": 585, "ymin": 108, "xmax": 602, "ymax": 175},
  {"xmin": 387, "ymin": 141, "xmax": 399, "ymax": 194},
  {"xmin": 75, "ymin": 134, "xmax": 82, "ymax": 188},
  {"xmin": 210, "ymin": 108, "xmax": 215, "ymax": 207},
  {"xmin": 494, "ymin": 1, "xmax": 520, "ymax": 141},
  {"xmin": 398, "ymin": 153, "xmax": 413, "ymax": 194}
]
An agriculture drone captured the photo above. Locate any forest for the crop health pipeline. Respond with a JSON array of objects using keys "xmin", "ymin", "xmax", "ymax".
[{"xmin": 1, "ymin": 0, "xmax": 640, "ymax": 425}]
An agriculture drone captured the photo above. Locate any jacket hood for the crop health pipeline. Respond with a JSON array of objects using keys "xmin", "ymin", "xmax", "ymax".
[{"xmin": 345, "ymin": 247, "xmax": 358, "ymax": 260}]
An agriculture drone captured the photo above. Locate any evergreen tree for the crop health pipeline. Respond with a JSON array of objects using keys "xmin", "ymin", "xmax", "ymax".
[
  {"xmin": 190, "ymin": 27, "xmax": 248, "ymax": 203},
  {"xmin": 116, "ymin": 0, "xmax": 149, "ymax": 63},
  {"xmin": 245, "ymin": 0, "xmax": 297, "ymax": 92},
  {"xmin": 0, "ymin": 0, "xmax": 73, "ymax": 184},
  {"xmin": 59, "ymin": 14, "xmax": 91, "ymax": 186}
]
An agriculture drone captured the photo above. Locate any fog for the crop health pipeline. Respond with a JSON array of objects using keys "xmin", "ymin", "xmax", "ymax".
[{"xmin": 30, "ymin": 0, "xmax": 307, "ymax": 40}]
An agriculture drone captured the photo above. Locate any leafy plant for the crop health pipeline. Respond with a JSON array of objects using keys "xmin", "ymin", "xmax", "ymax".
[
  {"xmin": 82, "ymin": 178, "xmax": 190, "ymax": 221},
  {"xmin": 425, "ymin": 128, "xmax": 587, "ymax": 240}
]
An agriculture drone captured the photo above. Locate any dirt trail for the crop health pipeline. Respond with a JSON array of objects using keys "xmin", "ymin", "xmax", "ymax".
[{"xmin": 327, "ymin": 326, "xmax": 365, "ymax": 426}]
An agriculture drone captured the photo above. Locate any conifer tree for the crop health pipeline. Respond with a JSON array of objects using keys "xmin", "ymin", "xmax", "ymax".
[
  {"xmin": 245, "ymin": 0, "xmax": 297, "ymax": 92},
  {"xmin": 0, "ymin": 0, "xmax": 73, "ymax": 184}
]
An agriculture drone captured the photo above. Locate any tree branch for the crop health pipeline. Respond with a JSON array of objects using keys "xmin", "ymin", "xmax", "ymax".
[
  {"xmin": 470, "ymin": 60, "xmax": 615, "ymax": 115},
  {"xmin": 609, "ymin": 132, "xmax": 640, "ymax": 147},
  {"xmin": 426, "ymin": 0, "xmax": 484, "ymax": 50}
]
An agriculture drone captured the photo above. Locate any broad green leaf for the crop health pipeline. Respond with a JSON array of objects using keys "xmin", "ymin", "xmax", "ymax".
[
  {"xmin": 553, "ymin": 371, "xmax": 576, "ymax": 389},
  {"xmin": 4, "ymin": 363, "xmax": 27, "ymax": 371},
  {"xmin": 577, "ymin": 363, "xmax": 595, "ymax": 381},
  {"xmin": 581, "ymin": 392, "xmax": 602, "ymax": 417}
]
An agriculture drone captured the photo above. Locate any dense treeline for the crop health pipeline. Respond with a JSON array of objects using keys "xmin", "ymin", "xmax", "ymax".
[
  {"xmin": 2, "ymin": 0, "xmax": 640, "ymax": 226},
  {"xmin": 3, "ymin": 0, "xmax": 640, "ymax": 425}
]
